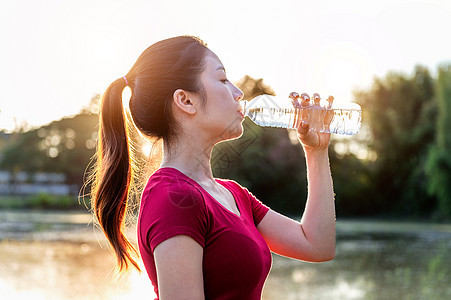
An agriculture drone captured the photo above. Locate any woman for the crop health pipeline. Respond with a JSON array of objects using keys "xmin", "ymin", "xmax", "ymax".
[{"xmin": 91, "ymin": 35, "xmax": 335, "ymax": 299}]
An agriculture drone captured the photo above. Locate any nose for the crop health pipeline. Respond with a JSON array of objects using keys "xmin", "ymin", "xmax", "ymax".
[{"xmin": 232, "ymin": 84, "xmax": 244, "ymax": 102}]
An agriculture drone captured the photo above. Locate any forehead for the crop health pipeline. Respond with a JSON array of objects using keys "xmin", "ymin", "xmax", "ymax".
[{"xmin": 203, "ymin": 52, "xmax": 224, "ymax": 72}]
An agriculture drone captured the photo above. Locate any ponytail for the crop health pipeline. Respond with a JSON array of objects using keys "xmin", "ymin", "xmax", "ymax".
[
  {"xmin": 88, "ymin": 36, "xmax": 210, "ymax": 274},
  {"xmin": 91, "ymin": 77, "xmax": 140, "ymax": 272}
]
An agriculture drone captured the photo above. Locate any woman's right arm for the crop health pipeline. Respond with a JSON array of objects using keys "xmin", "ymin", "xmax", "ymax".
[{"xmin": 153, "ymin": 235, "xmax": 205, "ymax": 300}]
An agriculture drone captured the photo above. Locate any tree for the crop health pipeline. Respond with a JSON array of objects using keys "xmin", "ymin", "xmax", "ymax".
[
  {"xmin": 354, "ymin": 65, "xmax": 437, "ymax": 216},
  {"xmin": 0, "ymin": 109, "xmax": 99, "ymax": 192},
  {"xmin": 426, "ymin": 65, "xmax": 451, "ymax": 218}
]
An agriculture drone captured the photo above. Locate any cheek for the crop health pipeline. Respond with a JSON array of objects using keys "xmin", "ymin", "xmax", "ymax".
[
  {"xmin": 213, "ymin": 84, "xmax": 230, "ymax": 99},
  {"xmin": 202, "ymin": 81, "xmax": 236, "ymax": 114},
  {"xmin": 208, "ymin": 88, "xmax": 231, "ymax": 109}
]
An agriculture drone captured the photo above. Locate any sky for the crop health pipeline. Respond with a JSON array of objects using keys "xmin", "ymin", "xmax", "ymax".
[{"xmin": 1, "ymin": 0, "xmax": 450, "ymax": 131}]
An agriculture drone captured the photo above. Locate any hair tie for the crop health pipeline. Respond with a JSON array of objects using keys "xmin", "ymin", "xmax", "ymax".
[{"xmin": 123, "ymin": 76, "xmax": 129, "ymax": 86}]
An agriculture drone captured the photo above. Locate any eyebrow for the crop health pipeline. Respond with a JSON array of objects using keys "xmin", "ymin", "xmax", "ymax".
[{"xmin": 216, "ymin": 65, "xmax": 226, "ymax": 73}]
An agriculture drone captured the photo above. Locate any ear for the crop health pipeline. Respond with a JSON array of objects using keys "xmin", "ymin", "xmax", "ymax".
[{"xmin": 173, "ymin": 89, "xmax": 198, "ymax": 115}]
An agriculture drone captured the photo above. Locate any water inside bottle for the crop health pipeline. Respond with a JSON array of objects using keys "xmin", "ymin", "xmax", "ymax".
[
  {"xmin": 241, "ymin": 94, "xmax": 361, "ymax": 135},
  {"xmin": 246, "ymin": 106, "xmax": 361, "ymax": 135}
]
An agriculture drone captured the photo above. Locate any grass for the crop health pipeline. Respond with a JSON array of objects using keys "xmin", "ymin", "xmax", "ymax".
[{"xmin": 0, "ymin": 193, "xmax": 89, "ymax": 210}]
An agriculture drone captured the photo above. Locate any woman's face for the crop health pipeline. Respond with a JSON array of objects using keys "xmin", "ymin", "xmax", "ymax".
[{"xmin": 195, "ymin": 51, "xmax": 244, "ymax": 142}]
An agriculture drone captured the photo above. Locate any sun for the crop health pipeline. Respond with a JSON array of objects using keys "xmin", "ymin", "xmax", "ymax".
[
  {"xmin": 313, "ymin": 41, "xmax": 376, "ymax": 103},
  {"xmin": 323, "ymin": 59, "xmax": 359, "ymax": 98}
]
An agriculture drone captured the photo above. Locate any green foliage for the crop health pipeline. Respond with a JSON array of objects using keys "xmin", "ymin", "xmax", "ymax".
[
  {"xmin": 0, "ymin": 196, "xmax": 30, "ymax": 209},
  {"xmin": 213, "ymin": 68, "xmax": 451, "ymax": 218},
  {"xmin": 0, "ymin": 113, "xmax": 99, "ymax": 187},
  {"xmin": 30, "ymin": 193, "xmax": 55, "ymax": 208},
  {"xmin": 29, "ymin": 193, "xmax": 80, "ymax": 209},
  {"xmin": 329, "ymin": 150, "xmax": 374, "ymax": 216},
  {"xmin": 0, "ymin": 194, "xmax": 82, "ymax": 210},
  {"xmin": 426, "ymin": 65, "xmax": 451, "ymax": 218},
  {"xmin": 2, "ymin": 69, "xmax": 451, "ymax": 218},
  {"xmin": 0, "ymin": 96, "xmax": 100, "ymax": 208},
  {"xmin": 354, "ymin": 65, "xmax": 437, "ymax": 217}
]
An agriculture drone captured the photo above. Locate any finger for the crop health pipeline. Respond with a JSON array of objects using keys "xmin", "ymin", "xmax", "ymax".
[
  {"xmin": 289, "ymin": 92, "xmax": 300, "ymax": 100},
  {"xmin": 300, "ymin": 93, "xmax": 310, "ymax": 106},
  {"xmin": 289, "ymin": 92, "xmax": 301, "ymax": 109},
  {"xmin": 326, "ymin": 95, "xmax": 334, "ymax": 109},
  {"xmin": 313, "ymin": 93, "xmax": 321, "ymax": 105}
]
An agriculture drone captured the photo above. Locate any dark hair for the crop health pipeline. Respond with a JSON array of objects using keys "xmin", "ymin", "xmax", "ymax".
[{"xmin": 90, "ymin": 36, "xmax": 209, "ymax": 272}]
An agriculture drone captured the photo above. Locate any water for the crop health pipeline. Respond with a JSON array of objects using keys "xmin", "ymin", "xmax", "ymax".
[
  {"xmin": 264, "ymin": 221, "xmax": 451, "ymax": 300},
  {"xmin": 246, "ymin": 107, "xmax": 362, "ymax": 135},
  {"xmin": 1, "ymin": 210, "xmax": 450, "ymax": 299},
  {"xmin": 0, "ymin": 210, "xmax": 155, "ymax": 300},
  {"xmin": 242, "ymin": 95, "xmax": 362, "ymax": 135}
]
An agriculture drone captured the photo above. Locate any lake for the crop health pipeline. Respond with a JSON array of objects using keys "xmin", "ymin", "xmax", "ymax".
[{"xmin": 0, "ymin": 210, "xmax": 450, "ymax": 299}]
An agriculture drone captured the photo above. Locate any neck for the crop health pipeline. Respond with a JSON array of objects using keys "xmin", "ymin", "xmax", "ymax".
[{"xmin": 160, "ymin": 134, "xmax": 216, "ymax": 183}]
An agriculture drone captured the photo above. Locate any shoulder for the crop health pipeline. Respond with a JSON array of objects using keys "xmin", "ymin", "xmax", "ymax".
[
  {"xmin": 142, "ymin": 168, "xmax": 205, "ymax": 210},
  {"xmin": 216, "ymin": 177, "xmax": 241, "ymax": 189},
  {"xmin": 216, "ymin": 178, "xmax": 250, "ymax": 196}
]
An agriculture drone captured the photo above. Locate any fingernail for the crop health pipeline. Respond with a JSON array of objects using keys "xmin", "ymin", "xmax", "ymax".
[
  {"xmin": 301, "ymin": 93, "xmax": 310, "ymax": 100},
  {"xmin": 289, "ymin": 92, "xmax": 300, "ymax": 100},
  {"xmin": 313, "ymin": 93, "xmax": 321, "ymax": 104}
]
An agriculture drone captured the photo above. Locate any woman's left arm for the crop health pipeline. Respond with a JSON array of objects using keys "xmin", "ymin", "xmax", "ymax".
[{"xmin": 257, "ymin": 96, "xmax": 335, "ymax": 262}]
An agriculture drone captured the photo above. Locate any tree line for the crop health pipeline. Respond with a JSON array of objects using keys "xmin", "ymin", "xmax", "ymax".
[{"xmin": 1, "ymin": 66, "xmax": 450, "ymax": 220}]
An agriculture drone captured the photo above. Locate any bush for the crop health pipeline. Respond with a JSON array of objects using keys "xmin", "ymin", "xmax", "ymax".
[
  {"xmin": 30, "ymin": 193, "xmax": 55, "ymax": 208},
  {"xmin": 28, "ymin": 193, "xmax": 81, "ymax": 210}
]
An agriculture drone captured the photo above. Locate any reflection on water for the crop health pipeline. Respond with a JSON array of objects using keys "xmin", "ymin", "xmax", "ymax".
[
  {"xmin": 0, "ymin": 241, "xmax": 154, "ymax": 300},
  {"xmin": 1, "ymin": 210, "xmax": 450, "ymax": 299},
  {"xmin": 0, "ymin": 210, "xmax": 156, "ymax": 300},
  {"xmin": 263, "ymin": 221, "xmax": 451, "ymax": 300}
]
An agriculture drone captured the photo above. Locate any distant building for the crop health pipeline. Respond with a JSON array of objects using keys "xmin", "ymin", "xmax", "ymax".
[{"xmin": 0, "ymin": 171, "xmax": 78, "ymax": 196}]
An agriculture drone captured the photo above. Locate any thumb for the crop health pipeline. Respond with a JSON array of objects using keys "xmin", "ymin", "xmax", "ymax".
[
  {"xmin": 297, "ymin": 121, "xmax": 318, "ymax": 149},
  {"xmin": 297, "ymin": 121, "xmax": 310, "ymax": 137}
]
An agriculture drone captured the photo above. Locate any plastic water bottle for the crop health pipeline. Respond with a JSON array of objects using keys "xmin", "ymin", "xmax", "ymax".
[{"xmin": 240, "ymin": 93, "xmax": 362, "ymax": 135}]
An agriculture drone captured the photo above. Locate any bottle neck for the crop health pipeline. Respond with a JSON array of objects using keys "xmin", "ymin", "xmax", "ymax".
[{"xmin": 240, "ymin": 100, "xmax": 247, "ymax": 116}]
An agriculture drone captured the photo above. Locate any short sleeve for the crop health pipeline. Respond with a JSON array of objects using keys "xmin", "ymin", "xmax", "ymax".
[
  {"xmin": 244, "ymin": 187, "xmax": 270, "ymax": 225},
  {"xmin": 139, "ymin": 179, "xmax": 208, "ymax": 252},
  {"xmin": 219, "ymin": 179, "xmax": 270, "ymax": 226}
]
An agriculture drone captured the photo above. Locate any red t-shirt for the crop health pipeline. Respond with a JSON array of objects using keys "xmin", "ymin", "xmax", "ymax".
[{"xmin": 137, "ymin": 167, "xmax": 272, "ymax": 300}]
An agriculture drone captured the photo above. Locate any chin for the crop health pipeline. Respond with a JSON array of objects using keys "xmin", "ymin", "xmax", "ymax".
[
  {"xmin": 229, "ymin": 130, "xmax": 244, "ymax": 141},
  {"xmin": 219, "ymin": 122, "xmax": 244, "ymax": 142}
]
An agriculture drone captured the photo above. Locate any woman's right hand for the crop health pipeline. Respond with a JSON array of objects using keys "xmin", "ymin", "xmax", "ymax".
[{"xmin": 290, "ymin": 92, "xmax": 331, "ymax": 152}]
